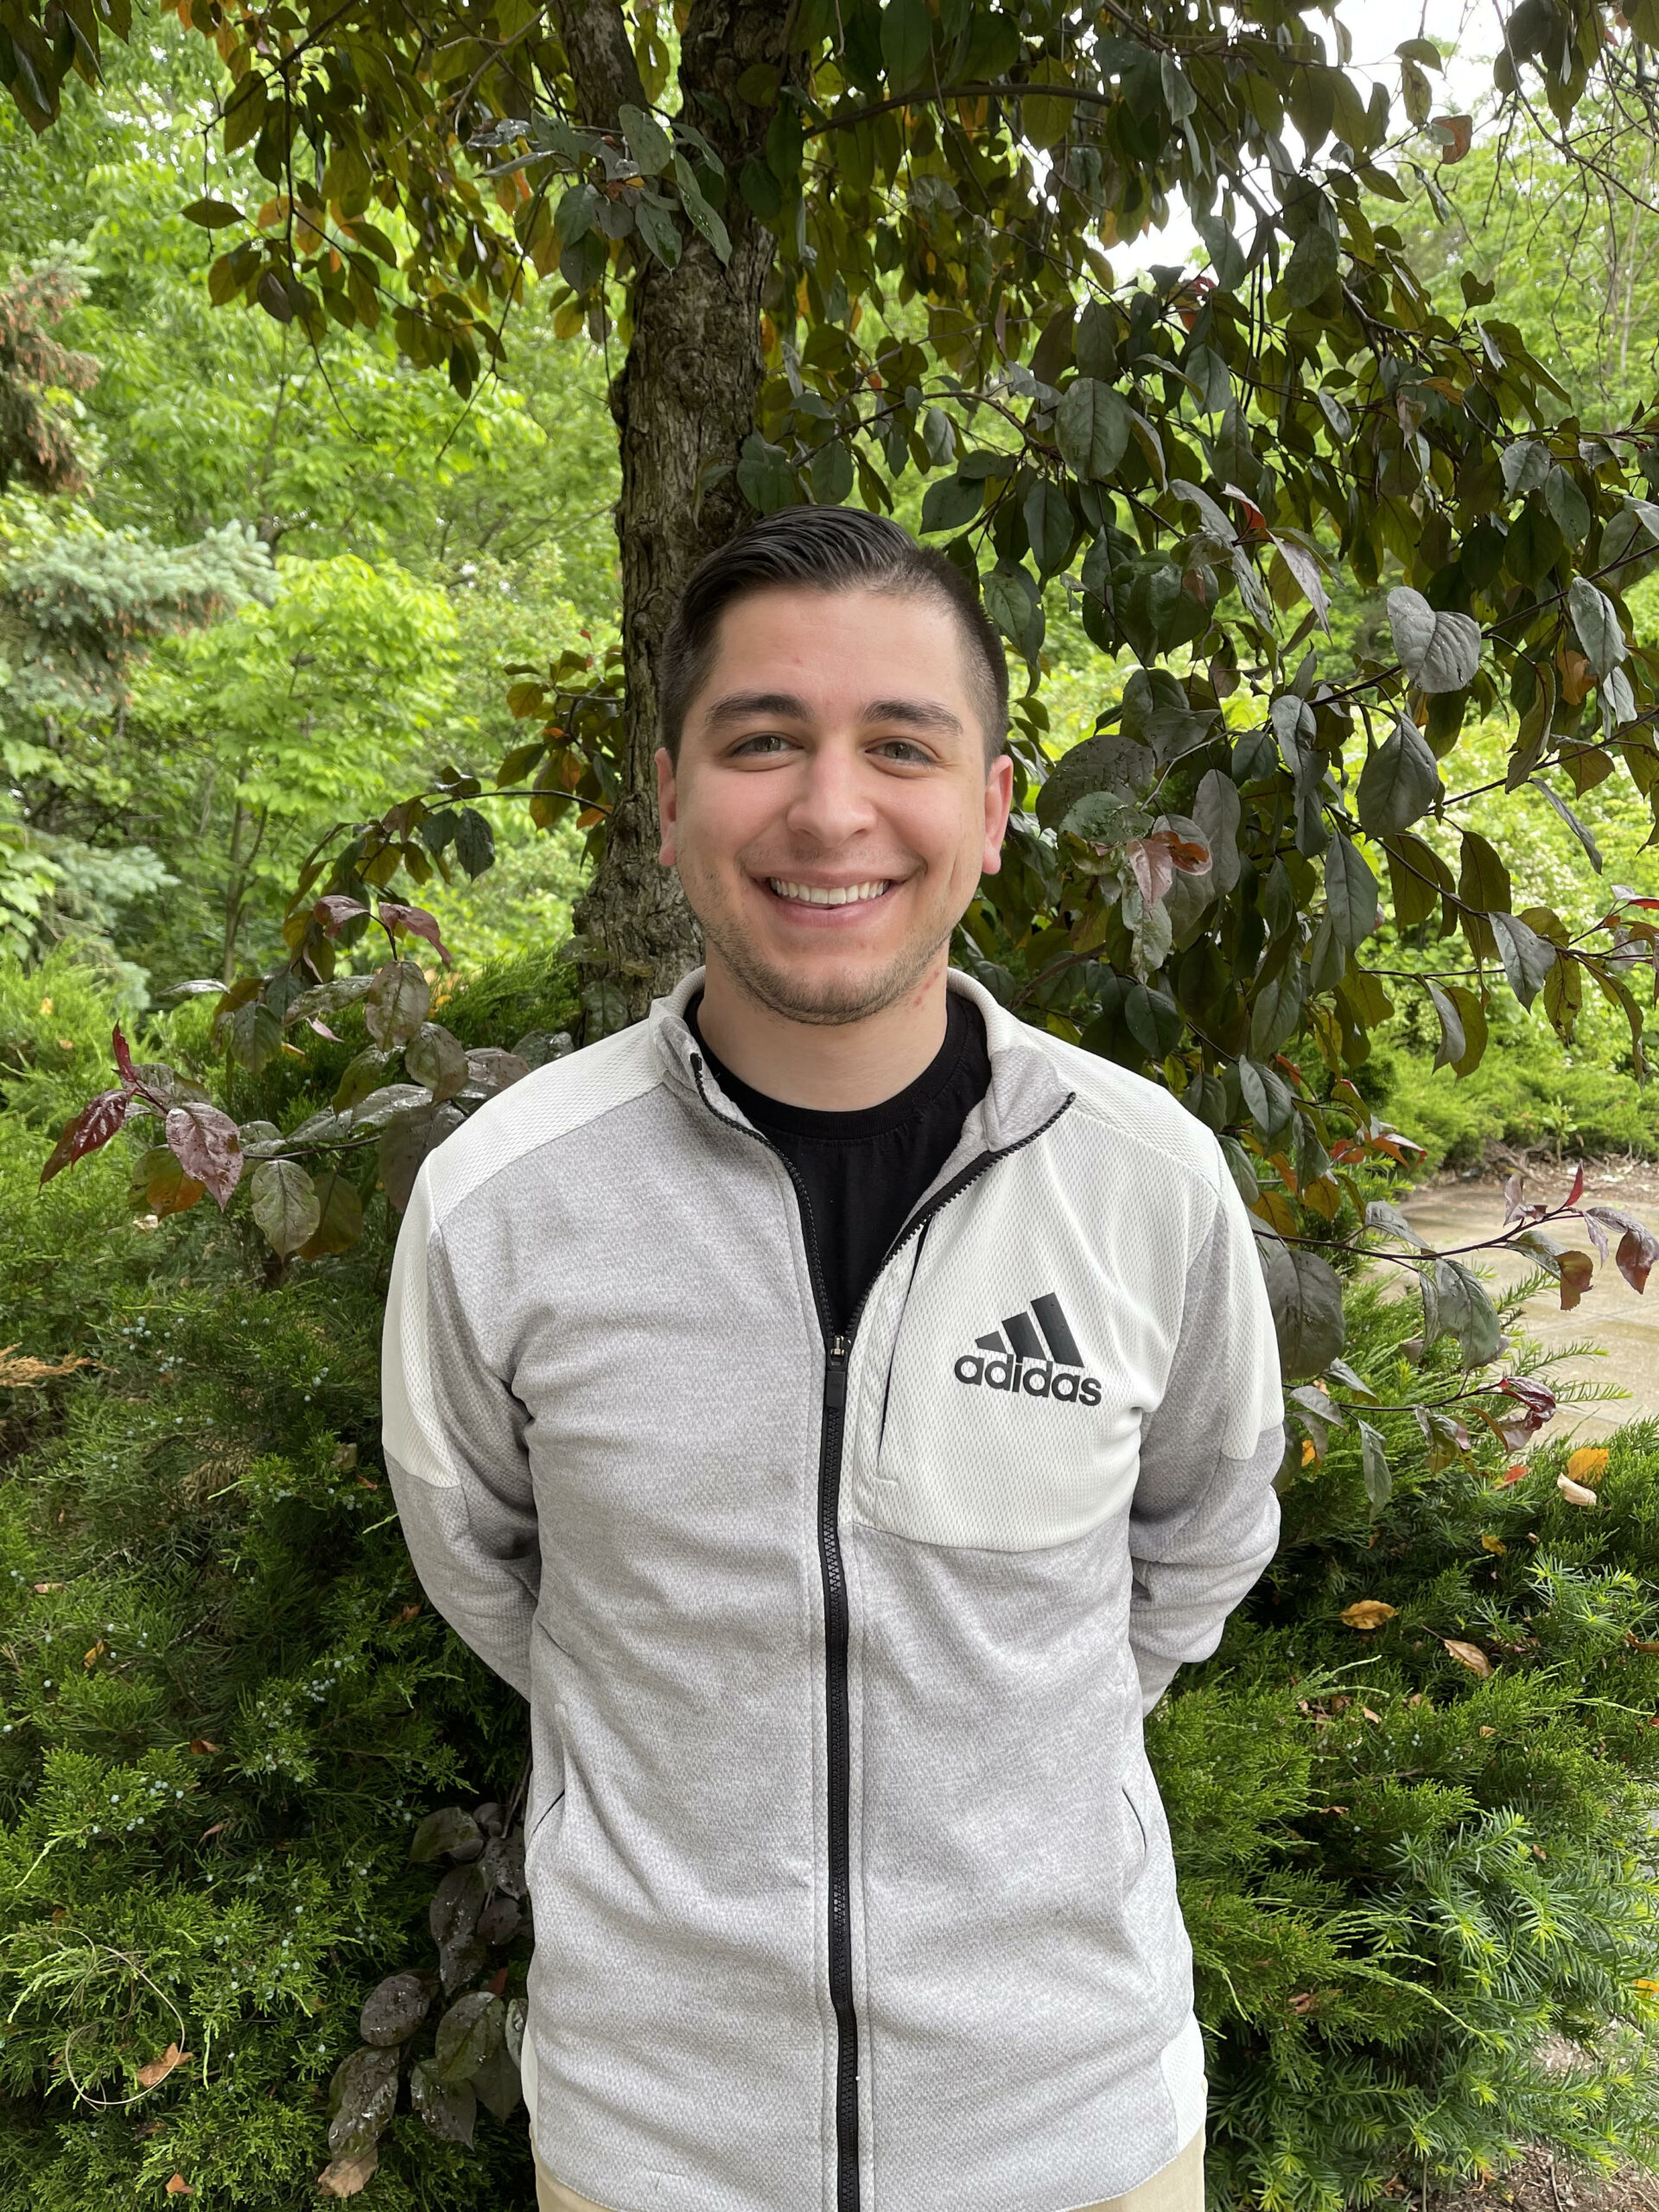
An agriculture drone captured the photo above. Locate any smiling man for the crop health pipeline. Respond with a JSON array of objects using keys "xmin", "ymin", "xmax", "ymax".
[{"xmin": 382, "ymin": 508, "xmax": 1285, "ymax": 2212}]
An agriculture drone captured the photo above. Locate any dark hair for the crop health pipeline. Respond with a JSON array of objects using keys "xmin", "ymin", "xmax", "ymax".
[{"xmin": 658, "ymin": 506, "xmax": 1009, "ymax": 765}]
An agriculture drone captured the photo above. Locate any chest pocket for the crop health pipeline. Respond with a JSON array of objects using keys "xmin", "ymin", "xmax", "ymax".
[{"xmin": 844, "ymin": 1195, "xmax": 1160, "ymax": 1553}]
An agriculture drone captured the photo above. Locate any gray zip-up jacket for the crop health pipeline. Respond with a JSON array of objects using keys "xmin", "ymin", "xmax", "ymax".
[{"xmin": 382, "ymin": 967, "xmax": 1284, "ymax": 2212}]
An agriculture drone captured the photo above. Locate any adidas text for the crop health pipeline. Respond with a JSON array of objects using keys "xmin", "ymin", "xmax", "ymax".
[{"xmin": 952, "ymin": 1352, "xmax": 1101, "ymax": 1404}]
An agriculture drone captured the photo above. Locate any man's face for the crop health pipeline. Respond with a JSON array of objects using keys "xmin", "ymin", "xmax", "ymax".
[{"xmin": 657, "ymin": 586, "xmax": 1014, "ymax": 1027}]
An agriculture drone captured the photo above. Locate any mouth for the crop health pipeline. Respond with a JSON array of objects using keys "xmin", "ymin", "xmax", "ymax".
[{"xmin": 764, "ymin": 878, "xmax": 895, "ymax": 909}]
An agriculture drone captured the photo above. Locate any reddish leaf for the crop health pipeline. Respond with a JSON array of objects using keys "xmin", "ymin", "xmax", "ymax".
[
  {"xmin": 165, "ymin": 1103, "xmax": 245, "ymax": 1211},
  {"xmin": 111, "ymin": 1023, "xmax": 138, "ymax": 1087},
  {"xmin": 378, "ymin": 902, "xmax": 454, "ymax": 969},
  {"xmin": 307, "ymin": 1016, "xmax": 344, "ymax": 1041},
  {"xmin": 1429, "ymin": 113, "xmax": 1472, "ymax": 162},
  {"xmin": 1497, "ymin": 1375, "xmax": 1557, "ymax": 1432},
  {"xmin": 1124, "ymin": 836, "xmax": 1175, "ymax": 908},
  {"xmin": 1618, "ymin": 1229, "xmax": 1656, "ymax": 1294},
  {"xmin": 40, "ymin": 1090, "xmax": 131, "ymax": 1187},
  {"xmin": 315, "ymin": 895, "xmax": 371, "ymax": 935},
  {"xmin": 1566, "ymin": 1163, "xmax": 1585, "ymax": 1208}
]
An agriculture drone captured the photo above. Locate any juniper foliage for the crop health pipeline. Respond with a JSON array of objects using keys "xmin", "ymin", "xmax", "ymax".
[{"xmin": 3, "ymin": 949, "xmax": 1658, "ymax": 2209}]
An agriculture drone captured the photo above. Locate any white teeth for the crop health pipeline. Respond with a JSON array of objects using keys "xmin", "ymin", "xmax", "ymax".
[{"xmin": 767, "ymin": 879, "xmax": 891, "ymax": 906}]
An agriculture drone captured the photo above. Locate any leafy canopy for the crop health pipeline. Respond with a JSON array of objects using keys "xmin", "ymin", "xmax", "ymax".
[{"xmin": 20, "ymin": 0, "xmax": 1659, "ymax": 1405}]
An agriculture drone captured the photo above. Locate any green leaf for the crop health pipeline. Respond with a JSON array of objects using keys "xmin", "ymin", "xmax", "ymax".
[
  {"xmin": 250, "ymin": 1158, "xmax": 321, "ymax": 1257},
  {"xmin": 410, "ymin": 1805, "xmax": 482, "ymax": 1863},
  {"xmin": 919, "ymin": 472, "xmax": 982, "ymax": 533},
  {"xmin": 1427, "ymin": 1256, "xmax": 1504, "ymax": 1370},
  {"xmin": 1388, "ymin": 587, "xmax": 1481, "ymax": 692},
  {"xmin": 1255, "ymin": 1236, "xmax": 1345, "ymax": 1382},
  {"xmin": 1357, "ymin": 1419, "xmax": 1392, "ymax": 1514},
  {"xmin": 676, "ymin": 172, "xmax": 731, "ymax": 264},
  {"xmin": 1023, "ymin": 479, "xmax": 1074, "ymax": 577},
  {"xmin": 1282, "ymin": 224, "xmax": 1339, "ymax": 309},
  {"xmin": 404, "ymin": 1021, "xmax": 467, "ymax": 1103},
  {"xmin": 1055, "ymin": 378, "xmax": 1132, "ymax": 481},
  {"xmin": 1249, "ymin": 959, "xmax": 1304, "ymax": 1057},
  {"xmin": 434, "ymin": 1992, "xmax": 505, "ymax": 2087},
  {"xmin": 181, "ymin": 196, "xmax": 245, "ymax": 229},
  {"xmin": 880, "ymin": 0, "xmax": 931, "ymax": 90},
  {"xmin": 736, "ymin": 434, "xmax": 798, "ymax": 515},
  {"xmin": 982, "ymin": 563, "xmax": 1043, "ymax": 663},
  {"xmin": 297, "ymin": 1167, "xmax": 365, "ymax": 1259},
  {"xmin": 1491, "ymin": 910, "xmax": 1555, "ymax": 1009},
  {"xmin": 1237, "ymin": 1055, "xmax": 1294, "ymax": 1139},
  {"xmin": 1356, "ymin": 714, "xmax": 1440, "ymax": 834},
  {"xmin": 1543, "ymin": 464, "xmax": 1589, "ymax": 544},
  {"xmin": 1424, "ymin": 978, "xmax": 1465, "ymax": 1071},
  {"xmin": 619, "ymin": 102, "xmax": 673, "ymax": 176},
  {"xmin": 363, "ymin": 960, "xmax": 431, "ymax": 1050},
  {"xmin": 1567, "ymin": 577, "xmax": 1625, "ymax": 677},
  {"xmin": 633, "ymin": 194, "xmax": 682, "ymax": 267},
  {"xmin": 1325, "ymin": 830, "xmax": 1378, "ymax": 950}
]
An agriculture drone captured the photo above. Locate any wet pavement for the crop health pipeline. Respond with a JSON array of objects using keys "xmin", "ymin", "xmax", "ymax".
[{"xmin": 1398, "ymin": 1160, "xmax": 1659, "ymax": 1443}]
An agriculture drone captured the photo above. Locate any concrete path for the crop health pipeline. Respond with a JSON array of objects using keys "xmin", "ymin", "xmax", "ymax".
[{"xmin": 1398, "ymin": 1160, "xmax": 1659, "ymax": 1442}]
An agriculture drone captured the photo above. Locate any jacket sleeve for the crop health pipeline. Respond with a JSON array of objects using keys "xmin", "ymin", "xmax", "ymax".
[
  {"xmin": 1128, "ymin": 1150, "xmax": 1285, "ymax": 1716},
  {"xmin": 381, "ymin": 1162, "xmax": 540, "ymax": 1699}
]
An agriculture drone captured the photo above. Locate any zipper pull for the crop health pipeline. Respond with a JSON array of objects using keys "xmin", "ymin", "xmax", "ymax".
[{"xmin": 824, "ymin": 1337, "xmax": 849, "ymax": 1410}]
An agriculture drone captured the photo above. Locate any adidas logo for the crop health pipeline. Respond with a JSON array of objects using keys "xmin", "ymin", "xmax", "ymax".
[{"xmin": 952, "ymin": 1294, "xmax": 1102, "ymax": 1405}]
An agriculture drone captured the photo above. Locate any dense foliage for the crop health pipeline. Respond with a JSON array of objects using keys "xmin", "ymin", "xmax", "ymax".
[
  {"xmin": 7, "ymin": 0, "xmax": 1659, "ymax": 2202},
  {"xmin": 6, "ymin": 945, "xmax": 1659, "ymax": 2210}
]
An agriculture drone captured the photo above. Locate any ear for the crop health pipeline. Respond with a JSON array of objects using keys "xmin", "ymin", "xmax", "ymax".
[
  {"xmin": 655, "ymin": 746, "xmax": 678, "ymax": 868},
  {"xmin": 980, "ymin": 752, "xmax": 1014, "ymax": 875}
]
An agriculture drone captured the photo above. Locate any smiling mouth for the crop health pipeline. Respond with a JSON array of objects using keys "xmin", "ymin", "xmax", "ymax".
[{"xmin": 766, "ymin": 878, "xmax": 893, "ymax": 907}]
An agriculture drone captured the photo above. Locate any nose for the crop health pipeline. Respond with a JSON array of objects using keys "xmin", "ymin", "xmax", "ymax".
[{"xmin": 783, "ymin": 741, "xmax": 879, "ymax": 849}]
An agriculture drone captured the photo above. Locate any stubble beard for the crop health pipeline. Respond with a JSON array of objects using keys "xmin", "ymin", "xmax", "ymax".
[{"xmin": 695, "ymin": 887, "xmax": 953, "ymax": 1029}]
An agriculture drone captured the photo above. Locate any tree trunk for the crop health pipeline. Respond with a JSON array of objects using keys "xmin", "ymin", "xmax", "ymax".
[{"xmin": 559, "ymin": 0, "xmax": 796, "ymax": 1020}]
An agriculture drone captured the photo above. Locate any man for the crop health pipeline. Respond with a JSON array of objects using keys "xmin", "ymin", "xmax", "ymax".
[{"xmin": 382, "ymin": 507, "xmax": 1284, "ymax": 2212}]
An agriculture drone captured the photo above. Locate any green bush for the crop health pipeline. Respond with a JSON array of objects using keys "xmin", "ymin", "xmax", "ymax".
[
  {"xmin": 1172, "ymin": 1274, "xmax": 1659, "ymax": 2209},
  {"xmin": 4, "ymin": 951, "xmax": 1659, "ymax": 2209},
  {"xmin": 1373, "ymin": 997, "xmax": 1659, "ymax": 1174}
]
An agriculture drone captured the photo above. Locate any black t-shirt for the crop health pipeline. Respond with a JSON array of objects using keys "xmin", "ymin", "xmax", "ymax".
[{"xmin": 688, "ymin": 992, "xmax": 992, "ymax": 1337}]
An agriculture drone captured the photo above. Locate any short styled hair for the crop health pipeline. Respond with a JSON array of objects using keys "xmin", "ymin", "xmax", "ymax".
[{"xmin": 658, "ymin": 506, "xmax": 1010, "ymax": 766}]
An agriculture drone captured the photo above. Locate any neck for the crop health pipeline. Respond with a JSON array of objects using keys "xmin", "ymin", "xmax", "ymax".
[{"xmin": 693, "ymin": 950, "xmax": 951, "ymax": 1111}]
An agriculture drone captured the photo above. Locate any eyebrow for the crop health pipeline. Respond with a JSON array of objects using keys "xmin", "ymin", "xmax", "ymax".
[{"xmin": 700, "ymin": 690, "xmax": 965, "ymax": 738}]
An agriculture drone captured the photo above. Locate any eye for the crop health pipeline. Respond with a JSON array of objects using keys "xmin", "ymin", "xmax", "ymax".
[
  {"xmin": 729, "ymin": 730, "xmax": 796, "ymax": 757},
  {"xmin": 871, "ymin": 737, "xmax": 933, "ymax": 764}
]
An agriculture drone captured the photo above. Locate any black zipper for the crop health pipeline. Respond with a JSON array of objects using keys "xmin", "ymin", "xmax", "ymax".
[{"xmin": 690, "ymin": 1050, "xmax": 1073, "ymax": 2212}]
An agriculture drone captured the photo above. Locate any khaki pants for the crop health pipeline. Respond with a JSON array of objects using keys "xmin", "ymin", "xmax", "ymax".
[{"xmin": 533, "ymin": 2123, "xmax": 1205, "ymax": 2212}]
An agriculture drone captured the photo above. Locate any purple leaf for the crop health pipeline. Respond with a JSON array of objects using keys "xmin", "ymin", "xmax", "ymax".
[
  {"xmin": 315, "ymin": 895, "xmax": 371, "ymax": 935},
  {"xmin": 378, "ymin": 901, "xmax": 454, "ymax": 969},
  {"xmin": 164, "ymin": 1102, "xmax": 245, "ymax": 1210},
  {"xmin": 40, "ymin": 1090, "xmax": 131, "ymax": 1187}
]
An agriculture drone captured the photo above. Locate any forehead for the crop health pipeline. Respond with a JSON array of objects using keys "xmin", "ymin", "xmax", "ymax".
[{"xmin": 696, "ymin": 584, "xmax": 977, "ymax": 711}]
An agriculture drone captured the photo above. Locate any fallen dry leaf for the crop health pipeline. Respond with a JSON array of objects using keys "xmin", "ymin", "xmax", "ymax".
[
  {"xmin": 1478, "ymin": 1725, "xmax": 1496, "ymax": 1738},
  {"xmin": 164, "ymin": 2178, "xmax": 193, "ymax": 2198},
  {"xmin": 317, "ymin": 2148, "xmax": 379, "ymax": 2199},
  {"xmin": 1567, "ymin": 1446, "xmax": 1609, "ymax": 1485},
  {"xmin": 395, "ymin": 1603, "xmax": 421, "ymax": 1625},
  {"xmin": 137, "ymin": 2043, "xmax": 190, "ymax": 2090},
  {"xmin": 188, "ymin": 1740, "xmax": 219, "ymax": 1756},
  {"xmin": 1443, "ymin": 1637, "xmax": 1493, "ymax": 1678},
  {"xmin": 1300, "ymin": 1439, "xmax": 1316, "ymax": 1465},
  {"xmin": 83, "ymin": 1641, "xmax": 105, "ymax": 1669},
  {"xmin": 1558, "ymin": 1474, "xmax": 1599, "ymax": 1507},
  {"xmin": 1479, "ymin": 1534, "xmax": 1507, "ymax": 1555},
  {"xmin": 1495, "ymin": 1463, "xmax": 1529, "ymax": 1488},
  {"xmin": 1340, "ymin": 1599, "xmax": 1398, "ymax": 1630}
]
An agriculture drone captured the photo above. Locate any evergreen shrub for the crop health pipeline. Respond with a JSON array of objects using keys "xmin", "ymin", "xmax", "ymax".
[{"xmin": 3, "ymin": 951, "xmax": 1658, "ymax": 2209}]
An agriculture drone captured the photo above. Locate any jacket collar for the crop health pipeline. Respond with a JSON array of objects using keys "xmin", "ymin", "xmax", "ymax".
[{"xmin": 649, "ymin": 965, "xmax": 1071, "ymax": 1155}]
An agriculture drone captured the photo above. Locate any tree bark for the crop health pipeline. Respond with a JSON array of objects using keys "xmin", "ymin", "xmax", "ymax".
[{"xmin": 558, "ymin": 0, "xmax": 797, "ymax": 1018}]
